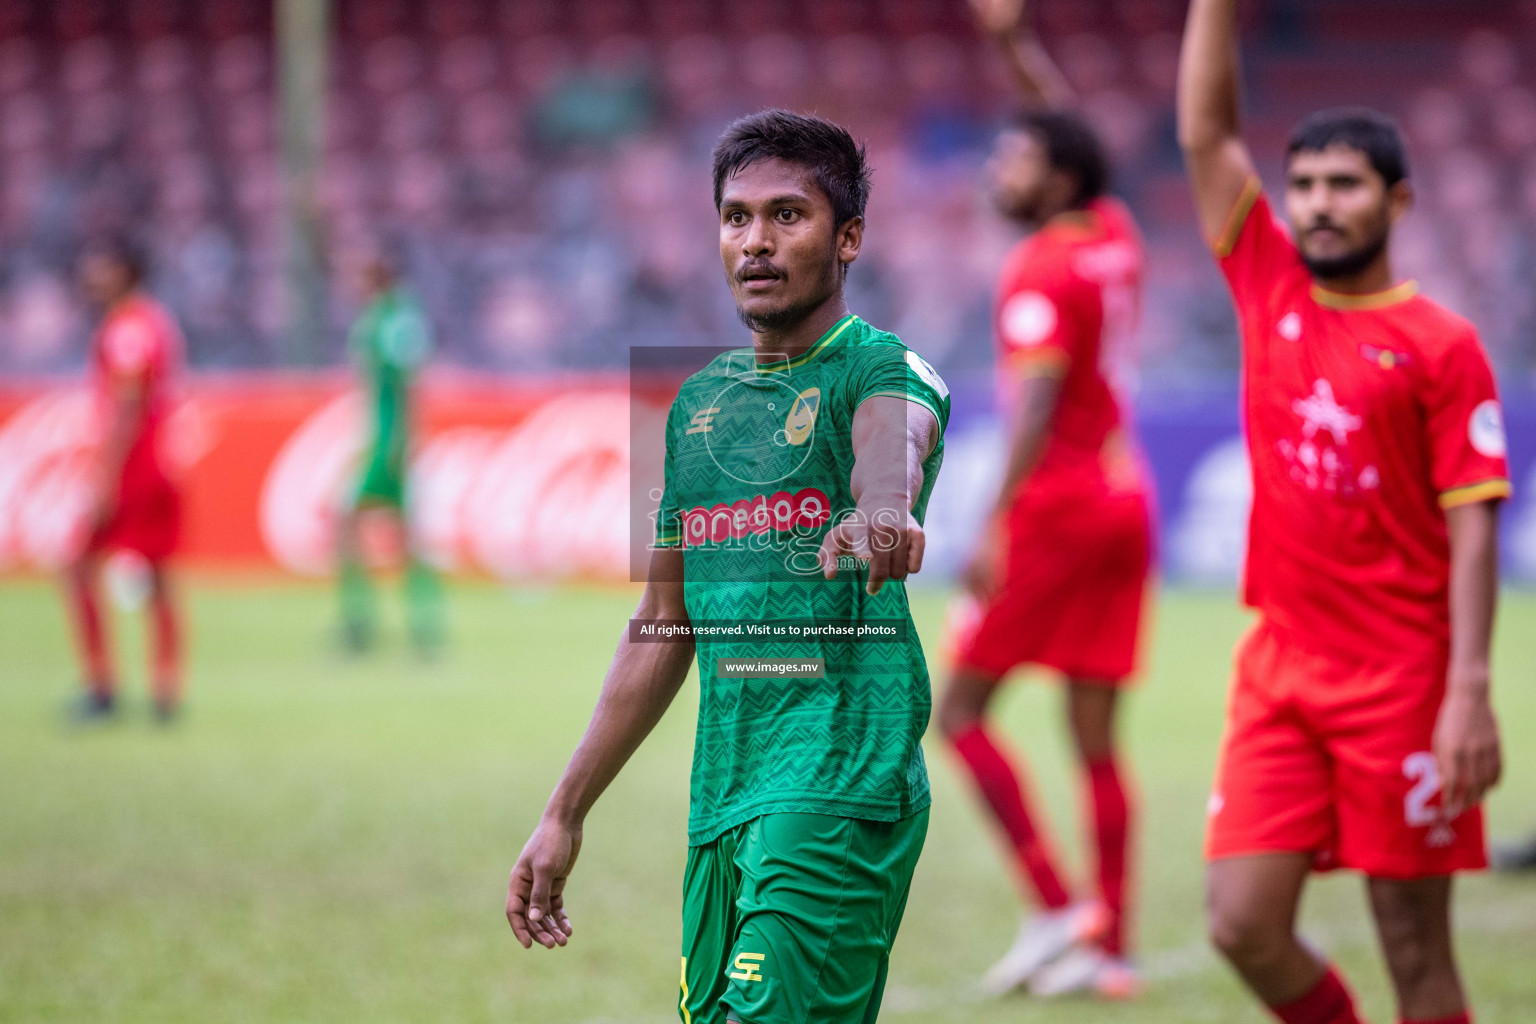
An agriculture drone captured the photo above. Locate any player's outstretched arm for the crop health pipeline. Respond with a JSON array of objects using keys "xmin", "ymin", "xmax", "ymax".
[
  {"xmin": 819, "ymin": 396, "xmax": 940, "ymax": 596},
  {"xmin": 505, "ymin": 548, "xmax": 695, "ymax": 950},
  {"xmin": 1177, "ymin": 0, "xmax": 1261, "ymax": 247},
  {"xmin": 969, "ymin": 0, "xmax": 1077, "ymax": 109},
  {"xmin": 1436, "ymin": 501, "xmax": 1503, "ymax": 819}
]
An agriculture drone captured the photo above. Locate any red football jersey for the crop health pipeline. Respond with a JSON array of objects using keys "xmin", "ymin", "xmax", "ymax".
[
  {"xmin": 1217, "ymin": 180, "xmax": 1510, "ymax": 661},
  {"xmin": 994, "ymin": 196, "xmax": 1148, "ymax": 509},
  {"xmin": 91, "ymin": 294, "xmax": 183, "ymax": 483}
]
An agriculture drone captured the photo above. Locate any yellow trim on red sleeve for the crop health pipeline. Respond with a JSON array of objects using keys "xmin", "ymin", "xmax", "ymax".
[
  {"xmin": 1439, "ymin": 479, "xmax": 1512, "ymax": 509},
  {"xmin": 1212, "ymin": 176, "xmax": 1264, "ymax": 258},
  {"xmin": 1003, "ymin": 347, "xmax": 1071, "ymax": 379}
]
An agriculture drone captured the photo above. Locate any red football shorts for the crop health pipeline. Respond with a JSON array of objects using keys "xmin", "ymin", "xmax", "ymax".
[
  {"xmin": 1206, "ymin": 620, "xmax": 1486, "ymax": 878},
  {"xmin": 85, "ymin": 453, "xmax": 182, "ymax": 562},
  {"xmin": 951, "ymin": 491, "xmax": 1153, "ymax": 683}
]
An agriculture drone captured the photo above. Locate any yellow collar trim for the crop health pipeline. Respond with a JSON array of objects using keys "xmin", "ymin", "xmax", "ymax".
[
  {"xmin": 755, "ymin": 315, "xmax": 857, "ymax": 373},
  {"xmin": 1311, "ymin": 281, "xmax": 1418, "ymax": 310},
  {"xmin": 1046, "ymin": 208, "xmax": 1096, "ymax": 232}
]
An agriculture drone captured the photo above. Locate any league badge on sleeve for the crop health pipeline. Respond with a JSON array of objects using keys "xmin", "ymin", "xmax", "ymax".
[
  {"xmin": 905, "ymin": 350, "xmax": 949, "ymax": 398},
  {"xmin": 1000, "ymin": 291, "xmax": 1058, "ymax": 350},
  {"xmin": 1468, "ymin": 400, "xmax": 1506, "ymax": 458}
]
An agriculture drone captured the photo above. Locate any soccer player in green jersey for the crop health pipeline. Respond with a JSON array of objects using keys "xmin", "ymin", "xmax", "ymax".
[
  {"xmin": 506, "ymin": 110, "xmax": 951, "ymax": 1024},
  {"xmin": 337, "ymin": 245, "xmax": 442, "ymax": 655}
]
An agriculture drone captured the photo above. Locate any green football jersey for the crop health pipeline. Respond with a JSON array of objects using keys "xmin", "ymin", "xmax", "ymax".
[
  {"xmin": 654, "ymin": 314, "xmax": 951, "ymax": 845},
  {"xmin": 349, "ymin": 288, "xmax": 431, "ymax": 456}
]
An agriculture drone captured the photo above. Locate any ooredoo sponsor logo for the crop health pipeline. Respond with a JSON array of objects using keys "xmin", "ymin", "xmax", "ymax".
[{"xmin": 677, "ymin": 487, "xmax": 832, "ymax": 547}]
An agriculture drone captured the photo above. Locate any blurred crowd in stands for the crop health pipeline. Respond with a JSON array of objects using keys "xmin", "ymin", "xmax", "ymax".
[{"xmin": 1, "ymin": 0, "xmax": 1534, "ymax": 389}]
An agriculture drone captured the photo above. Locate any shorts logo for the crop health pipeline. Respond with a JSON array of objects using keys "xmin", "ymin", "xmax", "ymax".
[
  {"xmin": 1402, "ymin": 752, "xmax": 1440, "ymax": 827},
  {"xmin": 686, "ymin": 407, "xmax": 720, "ymax": 435},
  {"xmin": 1468, "ymin": 399, "xmax": 1506, "ymax": 458},
  {"xmin": 1402, "ymin": 751, "xmax": 1456, "ymax": 847},
  {"xmin": 783, "ymin": 388, "xmax": 820, "ymax": 447},
  {"xmin": 729, "ymin": 951, "xmax": 765, "ymax": 983}
]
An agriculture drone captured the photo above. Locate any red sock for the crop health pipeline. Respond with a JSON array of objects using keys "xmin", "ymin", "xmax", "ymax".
[
  {"xmin": 68, "ymin": 574, "xmax": 113, "ymax": 694},
  {"xmin": 150, "ymin": 584, "xmax": 182, "ymax": 706},
  {"xmin": 950, "ymin": 724, "xmax": 1072, "ymax": 910},
  {"xmin": 1085, "ymin": 756, "xmax": 1133, "ymax": 957},
  {"xmin": 1271, "ymin": 966, "xmax": 1364, "ymax": 1024},
  {"xmin": 1402, "ymin": 1014, "xmax": 1471, "ymax": 1024}
]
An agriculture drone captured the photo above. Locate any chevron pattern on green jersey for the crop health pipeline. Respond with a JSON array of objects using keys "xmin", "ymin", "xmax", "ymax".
[{"xmin": 653, "ymin": 317, "xmax": 951, "ymax": 846}]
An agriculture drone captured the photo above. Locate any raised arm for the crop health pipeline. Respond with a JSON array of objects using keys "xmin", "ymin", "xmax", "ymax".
[
  {"xmin": 1177, "ymin": 0, "xmax": 1261, "ymax": 247},
  {"xmin": 819, "ymin": 396, "xmax": 940, "ymax": 596},
  {"xmin": 1435, "ymin": 501, "xmax": 1503, "ymax": 819},
  {"xmin": 505, "ymin": 547, "xmax": 696, "ymax": 950},
  {"xmin": 970, "ymin": 0, "xmax": 1076, "ymax": 109}
]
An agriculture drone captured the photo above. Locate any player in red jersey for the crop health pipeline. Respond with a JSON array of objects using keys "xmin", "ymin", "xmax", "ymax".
[
  {"xmin": 936, "ymin": 0, "xmax": 1155, "ymax": 998},
  {"xmin": 1178, "ymin": 4, "xmax": 1507, "ymax": 1024},
  {"xmin": 66, "ymin": 238, "xmax": 187, "ymax": 723}
]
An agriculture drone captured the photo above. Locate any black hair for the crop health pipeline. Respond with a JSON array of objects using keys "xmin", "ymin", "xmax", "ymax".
[
  {"xmin": 86, "ymin": 233, "xmax": 149, "ymax": 286},
  {"xmin": 1286, "ymin": 107, "xmax": 1409, "ymax": 187},
  {"xmin": 1011, "ymin": 109, "xmax": 1110, "ymax": 206},
  {"xmin": 711, "ymin": 109, "xmax": 872, "ymax": 226}
]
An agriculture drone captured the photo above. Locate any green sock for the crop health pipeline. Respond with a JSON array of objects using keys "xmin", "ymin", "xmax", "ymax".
[
  {"xmin": 340, "ymin": 559, "xmax": 377, "ymax": 649},
  {"xmin": 405, "ymin": 559, "xmax": 444, "ymax": 651}
]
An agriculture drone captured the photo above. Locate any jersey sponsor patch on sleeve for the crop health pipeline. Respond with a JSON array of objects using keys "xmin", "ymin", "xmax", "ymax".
[
  {"xmin": 904, "ymin": 350, "xmax": 949, "ymax": 398},
  {"xmin": 1000, "ymin": 290, "xmax": 1058, "ymax": 349},
  {"xmin": 1469, "ymin": 399, "xmax": 1506, "ymax": 458}
]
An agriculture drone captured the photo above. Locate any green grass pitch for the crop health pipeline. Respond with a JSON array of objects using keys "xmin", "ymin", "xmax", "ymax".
[{"xmin": 2, "ymin": 579, "xmax": 1534, "ymax": 1023}]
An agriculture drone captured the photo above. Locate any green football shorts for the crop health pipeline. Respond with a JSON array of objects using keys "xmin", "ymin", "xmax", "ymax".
[{"xmin": 678, "ymin": 809, "xmax": 928, "ymax": 1024}]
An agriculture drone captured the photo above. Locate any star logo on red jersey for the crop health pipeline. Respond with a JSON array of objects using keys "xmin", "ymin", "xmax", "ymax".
[
  {"xmin": 1292, "ymin": 379, "xmax": 1361, "ymax": 445},
  {"xmin": 1277, "ymin": 379, "xmax": 1378, "ymax": 496}
]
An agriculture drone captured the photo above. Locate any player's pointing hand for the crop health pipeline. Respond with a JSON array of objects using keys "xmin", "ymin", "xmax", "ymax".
[
  {"xmin": 507, "ymin": 818, "xmax": 580, "ymax": 949},
  {"xmin": 818, "ymin": 508, "xmax": 926, "ymax": 595}
]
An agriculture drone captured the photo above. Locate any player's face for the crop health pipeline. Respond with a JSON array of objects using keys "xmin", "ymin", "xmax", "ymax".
[
  {"xmin": 719, "ymin": 157, "xmax": 861, "ymax": 333},
  {"xmin": 78, "ymin": 251, "xmax": 132, "ymax": 306},
  {"xmin": 987, "ymin": 129, "xmax": 1051, "ymax": 221},
  {"xmin": 1285, "ymin": 145, "xmax": 1411, "ymax": 280},
  {"xmin": 359, "ymin": 258, "xmax": 392, "ymax": 298}
]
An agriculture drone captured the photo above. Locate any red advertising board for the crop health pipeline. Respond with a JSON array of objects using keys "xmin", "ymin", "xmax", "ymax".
[{"xmin": 0, "ymin": 372, "xmax": 661, "ymax": 579}]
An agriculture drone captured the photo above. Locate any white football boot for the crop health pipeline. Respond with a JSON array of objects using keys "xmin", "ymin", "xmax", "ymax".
[
  {"xmin": 1029, "ymin": 947, "xmax": 1142, "ymax": 1000},
  {"xmin": 980, "ymin": 902, "xmax": 1108, "ymax": 995}
]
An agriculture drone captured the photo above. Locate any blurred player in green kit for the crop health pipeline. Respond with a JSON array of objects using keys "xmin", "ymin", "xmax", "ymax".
[{"xmin": 337, "ymin": 244, "xmax": 443, "ymax": 655}]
